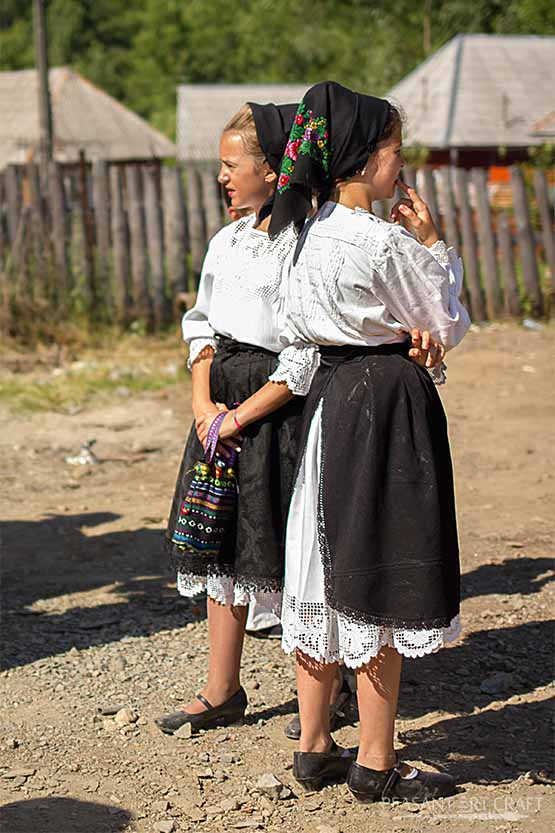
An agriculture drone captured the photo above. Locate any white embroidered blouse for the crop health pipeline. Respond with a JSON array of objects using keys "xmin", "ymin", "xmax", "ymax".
[
  {"xmin": 181, "ymin": 214, "xmax": 319, "ymax": 389},
  {"xmin": 272, "ymin": 201, "xmax": 471, "ymax": 395}
]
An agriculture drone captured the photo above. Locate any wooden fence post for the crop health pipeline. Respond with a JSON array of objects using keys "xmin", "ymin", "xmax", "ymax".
[
  {"xmin": 402, "ymin": 166, "xmax": 417, "ymax": 189},
  {"xmin": 92, "ymin": 160, "xmax": 112, "ymax": 310},
  {"xmin": 110, "ymin": 165, "xmax": 132, "ymax": 324},
  {"xmin": 438, "ymin": 167, "xmax": 460, "ymax": 250},
  {"xmin": 419, "ymin": 166, "xmax": 441, "ymax": 232},
  {"xmin": 4, "ymin": 164, "xmax": 21, "ymax": 245},
  {"xmin": 26, "ymin": 161, "xmax": 50, "ymax": 297},
  {"xmin": 0, "ymin": 173, "xmax": 5, "ymax": 268},
  {"xmin": 438, "ymin": 166, "xmax": 470, "ymax": 310},
  {"xmin": 472, "ymin": 167, "xmax": 502, "ymax": 318},
  {"xmin": 200, "ymin": 166, "xmax": 223, "ymax": 242},
  {"xmin": 533, "ymin": 169, "xmax": 555, "ymax": 280},
  {"xmin": 510, "ymin": 166, "xmax": 543, "ymax": 317},
  {"xmin": 48, "ymin": 160, "xmax": 70, "ymax": 295},
  {"xmin": 454, "ymin": 167, "xmax": 485, "ymax": 321},
  {"xmin": 143, "ymin": 164, "xmax": 170, "ymax": 328},
  {"xmin": 162, "ymin": 165, "xmax": 188, "ymax": 300},
  {"xmin": 185, "ymin": 164, "xmax": 206, "ymax": 285},
  {"xmin": 497, "ymin": 211, "xmax": 521, "ymax": 318},
  {"xmin": 125, "ymin": 164, "xmax": 154, "ymax": 325},
  {"xmin": 77, "ymin": 151, "xmax": 97, "ymax": 311}
]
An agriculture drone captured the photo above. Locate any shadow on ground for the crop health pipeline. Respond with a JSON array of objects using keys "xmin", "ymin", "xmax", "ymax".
[
  {"xmin": 398, "ymin": 697, "xmax": 554, "ymax": 785},
  {"xmin": 2, "ymin": 512, "xmax": 203, "ymax": 670},
  {"xmin": 0, "ymin": 796, "xmax": 132, "ymax": 833}
]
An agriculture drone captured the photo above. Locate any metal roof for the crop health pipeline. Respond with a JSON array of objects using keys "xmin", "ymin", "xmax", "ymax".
[
  {"xmin": 386, "ymin": 35, "xmax": 555, "ymax": 149},
  {"xmin": 0, "ymin": 67, "xmax": 176, "ymax": 168},
  {"xmin": 177, "ymin": 84, "xmax": 308, "ymax": 162}
]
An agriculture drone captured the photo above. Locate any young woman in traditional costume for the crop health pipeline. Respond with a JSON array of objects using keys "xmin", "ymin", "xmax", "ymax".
[
  {"xmin": 155, "ymin": 102, "xmax": 348, "ymax": 735},
  {"xmin": 265, "ymin": 81, "xmax": 470, "ymax": 801}
]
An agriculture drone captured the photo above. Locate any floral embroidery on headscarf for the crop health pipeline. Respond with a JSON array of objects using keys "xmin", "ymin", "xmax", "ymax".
[{"xmin": 277, "ymin": 103, "xmax": 331, "ymax": 193}]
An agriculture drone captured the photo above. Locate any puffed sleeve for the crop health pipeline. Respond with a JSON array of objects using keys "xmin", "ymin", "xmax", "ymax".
[
  {"xmin": 181, "ymin": 246, "xmax": 218, "ymax": 370},
  {"xmin": 370, "ymin": 226, "xmax": 470, "ymax": 351}
]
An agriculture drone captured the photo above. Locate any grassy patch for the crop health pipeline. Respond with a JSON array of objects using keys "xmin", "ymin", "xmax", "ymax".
[{"xmin": 0, "ymin": 335, "xmax": 190, "ymax": 414}]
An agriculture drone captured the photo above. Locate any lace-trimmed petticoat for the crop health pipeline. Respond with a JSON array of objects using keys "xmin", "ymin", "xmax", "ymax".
[
  {"xmin": 282, "ymin": 343, "xmax": 461, "ymax": 667},
  {"xmin": 166, "ymin": 336, "xmax": 303, "ymax": 605}
]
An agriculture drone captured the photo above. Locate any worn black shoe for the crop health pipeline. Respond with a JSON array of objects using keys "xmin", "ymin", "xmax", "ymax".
[
  {"xmin": 347, "ymin": 760, "xmax": 457, "ymax": 803},
  {"xmin": 154, "ymin": 687, "xmax": 247, "ymax": 735},
  {"xmin": 293, "ymin": 742, "xmax": 357, "ymax": 792}
]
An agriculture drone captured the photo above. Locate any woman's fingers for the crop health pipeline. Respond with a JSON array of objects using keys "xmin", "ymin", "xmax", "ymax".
[
  {"xmin": 426, "ymin": 340, "xmax": 445, "ymax": 367},
  {"xmin": 397, "ymin": 179, "xmax": 429, "ymax": 214},
  {"xmin": 411, "ymin": 328, "xmax": 422, "ymax": 349},
  {"xmin": 390, "ymin": 198, "xmax": 412, "ymax": 221},
  {"xmin": 216, "ymin": 440, "xmax": 241, "ymax": 459},
  {"xmin": 397, "ymin": 203, "xmax": 421, "ymax": 225}
]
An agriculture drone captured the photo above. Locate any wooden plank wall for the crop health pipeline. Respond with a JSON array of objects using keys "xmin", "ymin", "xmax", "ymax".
[{"xmin": 0, "ymin": 159, "xmax": 553, "ymax": 334}]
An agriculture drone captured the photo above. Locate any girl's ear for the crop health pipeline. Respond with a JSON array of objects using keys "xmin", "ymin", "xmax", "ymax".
[{"xmin": 264, "ymin": 166, "xmax": 278, "ymax": 185}]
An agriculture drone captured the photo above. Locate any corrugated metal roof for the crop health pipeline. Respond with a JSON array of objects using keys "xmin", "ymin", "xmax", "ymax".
[
  {"xmin": 386, "ymin": 35, "xmax": 555, "ymax": 149},
  {"xmin": 0, "ymin": 67, "xmax": 176, "ymax": 168},
  {"xmin": 177, "ymin": 84, "xmax": 308, "ymax": 161}
]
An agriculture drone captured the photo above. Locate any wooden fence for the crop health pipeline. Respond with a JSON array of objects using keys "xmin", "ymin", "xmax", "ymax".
[{"xmin": 0, "ymin": 159, "xmax": 553, "ymax": 335}]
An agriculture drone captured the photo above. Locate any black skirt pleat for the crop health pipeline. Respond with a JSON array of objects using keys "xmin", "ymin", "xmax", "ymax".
[{"xmin": 165, "ymin": 337, "xmax": 303, "ymax": 593}]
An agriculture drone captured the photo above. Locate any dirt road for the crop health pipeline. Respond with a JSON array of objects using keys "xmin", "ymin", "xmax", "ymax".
[{"xmin": 1, "ymin": 323, "xmax": 553, "ymax": 833}]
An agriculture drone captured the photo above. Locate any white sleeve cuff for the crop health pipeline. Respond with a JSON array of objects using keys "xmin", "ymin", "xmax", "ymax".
[
  {"xmin": 269, "ymin": 343, "xmax": 321, "ymax": 396},
  {"xmin": 187, "ymin": 337, "xmax": 217, "ymax": 370}
]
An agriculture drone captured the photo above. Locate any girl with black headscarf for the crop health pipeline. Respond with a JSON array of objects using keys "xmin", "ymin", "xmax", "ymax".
[
  {"xmin": 268, "ymin": 82, "xmax": 470, "ymax": 802},
  {"xmin": 155, "ymin": 101, "xmax": 350, "ymax": 737}
]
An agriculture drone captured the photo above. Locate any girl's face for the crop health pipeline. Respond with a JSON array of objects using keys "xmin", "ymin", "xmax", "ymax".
[
  {"xmin": 360, "ymin": 128, "xmax": 404, "ymax": 200},
  {"xmin": 218, "ymin": 132, "xmax": 276, "ymax": 215}
]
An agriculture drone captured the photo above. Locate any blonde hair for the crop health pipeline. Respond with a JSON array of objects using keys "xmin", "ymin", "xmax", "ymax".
[{"xmin": 223, "ymin": 104, "xmax": 266, "ymax": 169}]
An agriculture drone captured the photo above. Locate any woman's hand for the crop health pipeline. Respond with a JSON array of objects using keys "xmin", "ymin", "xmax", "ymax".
[
  {"xmin": 409, "ymin": 329, "xmax": 445, "ymax": 368},
  {"xmin": 194, "ymin": 402, "xmax": 228, "ymax": 447},
  {"xmin": 390, "ymin": 180, "xmax": 439, "ymax": 248}
]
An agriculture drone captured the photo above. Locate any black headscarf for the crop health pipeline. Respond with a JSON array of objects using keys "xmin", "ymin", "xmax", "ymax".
[
  {"xmin": 247, "ymin": 102, "xmax": 298, "ymax": 224},
  {"xmin": 269, "ymin": 81, "xmax": 391, "ymax": 238}
]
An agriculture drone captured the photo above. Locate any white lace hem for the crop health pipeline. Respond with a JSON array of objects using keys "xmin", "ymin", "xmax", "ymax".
[
  {"xmin": 177, "ymin": 571, "xmax": 282, "ymax": 615},
  {"xmin": 281, "ymin": 591, "xmax": 461, "ymax": 667},
  {"xmin": 187, "ymin": 337, "xmax": 217, "ymax": 370},
  {"xmin": 269, "ymin": 342, "xmax": 321, "ymax": 396}
]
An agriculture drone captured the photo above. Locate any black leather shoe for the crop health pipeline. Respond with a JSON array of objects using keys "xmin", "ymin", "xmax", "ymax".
[
  {"xmin": 347, "ymin": 760, "xmax": 457, "ymax": 803},
  {"xmin": 284, "ymin": 671, "xmax": 351, "ymax": 740},
  {"xmin": 293, "ymin": 742, "xmax": 356, "ymax": 791},
  {"xmin": 154, "ymin": 687, "xmax": 247, "ymax": 735}
]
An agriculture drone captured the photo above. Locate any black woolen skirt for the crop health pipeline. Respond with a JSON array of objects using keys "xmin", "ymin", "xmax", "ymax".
[
  {"xmin": 297, "ymin": 342, "xmax": 460, "ymax": 630},
  {"xmin": 166, "ymin": 337, "xmax": 304, "ymax": 593}
]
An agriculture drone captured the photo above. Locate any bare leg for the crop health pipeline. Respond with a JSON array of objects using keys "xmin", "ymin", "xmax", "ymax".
[
  {"xmin": 179, "ymin": 597, "xmax": 248, "ymax": 714},
  {"xmin": 355, "ymin": 645, "xmax": 402, "ymax": 770},
  {"xmin": 296, "ymin": 650, "xmax": 338, "ymax": 752}
]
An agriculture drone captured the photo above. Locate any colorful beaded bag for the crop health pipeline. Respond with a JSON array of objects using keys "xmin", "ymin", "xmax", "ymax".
[{"xmin": 171, "ymin": 412, "xmax": 238, "ymax": 557}]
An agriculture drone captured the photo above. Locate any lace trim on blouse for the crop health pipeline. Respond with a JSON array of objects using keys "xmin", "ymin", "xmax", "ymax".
[
  {"xmin": 187, "ymin": 337, "xmax": 217, "ymax": 370},
  {"xmin": 269, "ymin": 342, "xmax": 321, "ymax": 396}
]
